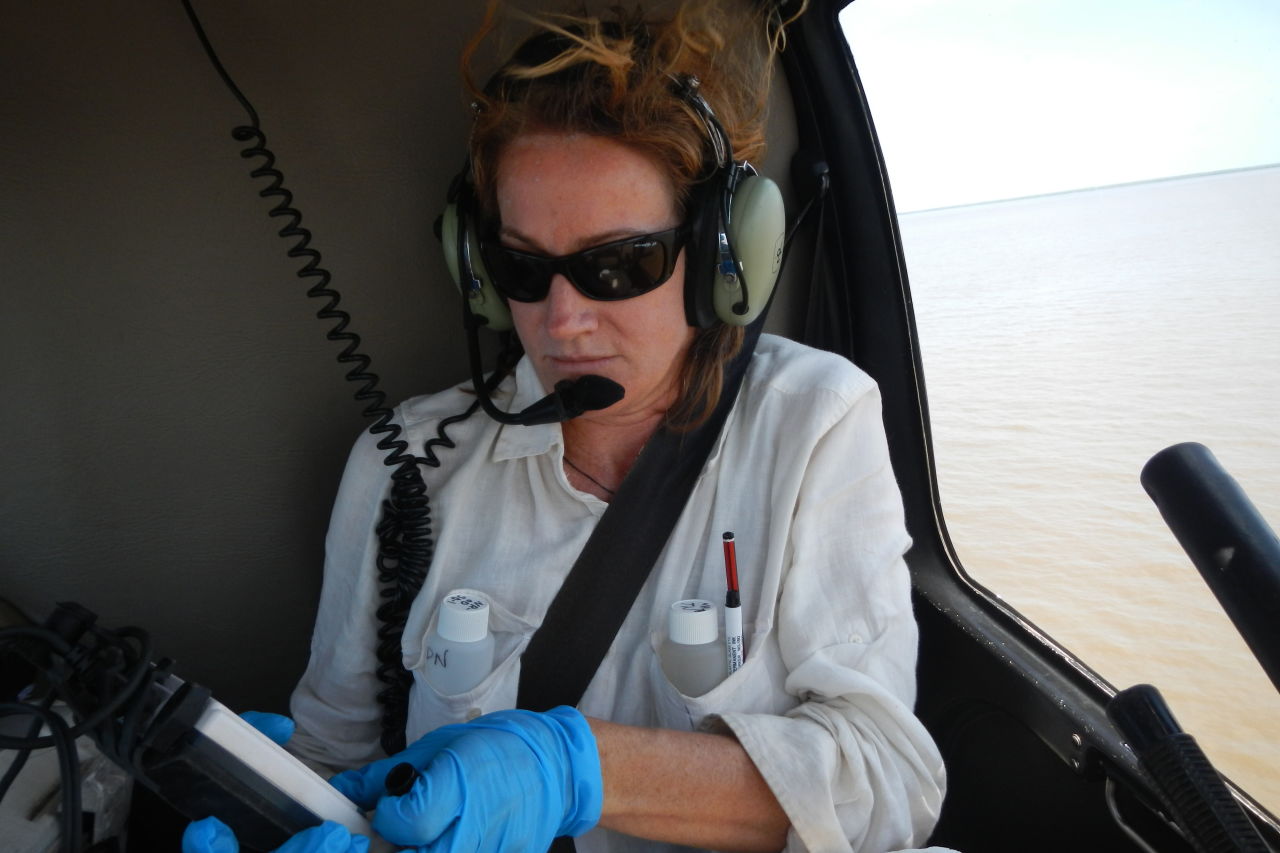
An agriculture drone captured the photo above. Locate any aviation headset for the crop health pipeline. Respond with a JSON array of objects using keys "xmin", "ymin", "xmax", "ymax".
[{"xmin": 438, "ymin": 29, "xmax": 786, "ymax": 333}]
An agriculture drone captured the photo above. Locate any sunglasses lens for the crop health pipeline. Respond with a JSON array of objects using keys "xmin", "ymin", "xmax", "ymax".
[
  {"xmin": 483, "ymin": 247, "xmax": 552, "ymax": 302},
  {"xmin": 481, "ymin": 228, "xmax": 682, "ymax": 303},
  {"xmin": 570, "ymin": 235, "xmax": 672, "ymax": 300}
]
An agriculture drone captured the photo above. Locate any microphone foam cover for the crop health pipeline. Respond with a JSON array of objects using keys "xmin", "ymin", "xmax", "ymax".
[{"xmin": 557, "ymin": 375, "xmax": 624, "ymax": 414}]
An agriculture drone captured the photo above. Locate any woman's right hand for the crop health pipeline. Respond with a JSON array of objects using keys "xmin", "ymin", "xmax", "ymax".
[{"xmin": 182, "ymin": 816, "xmax": 370, "ymax": 853}]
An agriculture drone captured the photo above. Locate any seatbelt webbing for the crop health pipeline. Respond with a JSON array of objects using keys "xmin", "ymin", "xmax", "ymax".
[{"xmin": 516, "ymin": 321, "xmax": 760, "ymax": 714}]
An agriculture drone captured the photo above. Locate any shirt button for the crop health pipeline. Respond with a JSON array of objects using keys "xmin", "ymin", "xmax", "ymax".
[
  {"xmin": 465, "ymin": 707, "xmax": 482, "ymax": 721},
  {"xmin": 848, "ymin": 633, "xmax": 863, "ymax": 644}
]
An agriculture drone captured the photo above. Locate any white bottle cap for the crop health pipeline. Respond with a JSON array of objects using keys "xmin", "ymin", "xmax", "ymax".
[
  {"xmin": 437, "ymin": 591, "xmax": 490, "ymax": 644},
  {"xmin": 668, "ymin": 599, "xmax": 719, "ymax": 646}
]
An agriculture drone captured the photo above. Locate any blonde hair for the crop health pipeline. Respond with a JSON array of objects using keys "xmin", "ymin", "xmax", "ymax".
[{"xmin": 462, "ymin": 1, "xmax": 801, "ymax": 428}]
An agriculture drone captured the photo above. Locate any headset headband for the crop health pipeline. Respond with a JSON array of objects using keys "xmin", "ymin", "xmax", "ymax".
[{"xmin": 671, "ymin": 73, "xmax": 732, "ymax": 172}]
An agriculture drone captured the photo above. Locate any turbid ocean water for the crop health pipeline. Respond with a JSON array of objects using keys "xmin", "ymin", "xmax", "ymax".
[{"xmin": 899, "ymin": 164, "xmax": 1280, "ymax": 815}]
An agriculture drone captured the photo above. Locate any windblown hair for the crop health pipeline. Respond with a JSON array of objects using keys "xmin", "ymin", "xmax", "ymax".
[{"xmin": 461, "ymin": 0, "xmax": 801, "ymax": 429}]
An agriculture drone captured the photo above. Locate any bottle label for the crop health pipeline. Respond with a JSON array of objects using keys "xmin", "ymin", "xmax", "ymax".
[
  {"xmin": 445, "ymin": 593, "xmax": 487, "ymax": 612},
  {"xmin": 675, "ymin": 599, "xmax": 714, "ymax": 614}
]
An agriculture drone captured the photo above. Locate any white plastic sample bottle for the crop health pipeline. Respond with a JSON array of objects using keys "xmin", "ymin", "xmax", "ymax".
[
  {"xmin": 423, "ymin": 590, "xmax": 495, "ymax": 694},
  {"xmin": 661, "ymin": 599, "xmax": 728, "ymax": 696}
]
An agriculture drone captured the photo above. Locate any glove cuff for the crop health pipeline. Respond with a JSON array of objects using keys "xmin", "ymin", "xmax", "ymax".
[{"xmin": 546, "ymin": 705, "xmax": 603, "ymax": 837}]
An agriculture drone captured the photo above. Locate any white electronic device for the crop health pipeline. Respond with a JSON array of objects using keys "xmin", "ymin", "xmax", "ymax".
[
  {"xmin": 189, "ymin": 699, "xmax": 393, "ymax": 852},
  {"xmin": 134, "ymin": 674, "xmax": 395, "ymax": 853}
]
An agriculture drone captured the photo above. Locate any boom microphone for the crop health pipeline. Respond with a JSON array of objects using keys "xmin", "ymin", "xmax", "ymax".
[
  {"xmin": 495, "ymin": 374, "xmax": 625, "ymax": 426},
  {"xmin": 465, "ymin": 310, "xmax": 624, "ymax": 425}
]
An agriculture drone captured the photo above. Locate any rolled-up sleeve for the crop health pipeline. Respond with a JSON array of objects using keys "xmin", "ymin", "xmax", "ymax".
[{"xmin": 719, "ymin": 383, "xmax": 945, "ymax": 852}]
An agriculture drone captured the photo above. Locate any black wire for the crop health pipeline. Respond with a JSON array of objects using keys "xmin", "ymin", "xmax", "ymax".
[
  {"xmin": 370, "ymin": 341, "xmax": 523, "ymax": 753},
  {"xmin": 111, "ymin": 660, "xmax": 171, "ymax": 781},
  {"xmin": 1, "ymin": 700, "xmax": 83, "ymax": 852},
  {"xmin": 0, "ymin": 624, "xmax": 74, "ymax": 656},
  {"xmin": 0, "ymin": 614, "xmax": 165, "ymax": 853},
  {"xmin": 50, "ymin": 707, "xmax": 81, "ymax": 853},
  {"xmin": 179, "ymin": 0, "xmax": 422, "ymax": 474},
  {"xmin": 0, "ymin": 693, "xmax": 54, "ymax": 803},
  {"xmin": 179, "ymin": 0, "xmax": 496, "ymax": 756},
  {"xmin": 0, "ymin": 627, "xmax": 153, "ymax": 751},
  {"xmin": 372, "ymin": 411, "xmax": 470, "ymax": 754}
]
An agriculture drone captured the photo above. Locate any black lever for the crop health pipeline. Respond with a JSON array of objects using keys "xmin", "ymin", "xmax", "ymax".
[
  {"xmin": 1108, "ymin": 684, "xmax": 1268, "ymax": 853},
  {"xmin": 1140, "ymin": 442, "xmax": 1280, "ymax": 696}
]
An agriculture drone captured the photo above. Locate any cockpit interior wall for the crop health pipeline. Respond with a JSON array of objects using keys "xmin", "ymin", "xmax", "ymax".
[
  {"xmin": 2, "ymin": 0, "xmax": 481, "ymax": 712},
  {"xmin": 0, "ymin": 1, "xmax": 802, "ymax": 714}
]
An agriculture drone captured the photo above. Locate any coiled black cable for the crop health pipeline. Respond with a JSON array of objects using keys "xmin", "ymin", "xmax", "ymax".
[
  {"xmin": 371, "ymin": 336, "xmax": 522, "ymax": 753},
  {"xmin": 179, "ymin": 0, "xmax": 414, "ymax": 472},
  {"xmin": 179, "ymin": 1, "xmax": 497, "ymax": 755},
  {"xmin": 371, "ymin": 403, "xmax": 475, "ymax": 753}
]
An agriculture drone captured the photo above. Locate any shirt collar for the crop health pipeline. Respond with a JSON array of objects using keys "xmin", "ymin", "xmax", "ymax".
[{"xmin": 492, "ymin": 355, "xmax": 563, "ymax": 462}]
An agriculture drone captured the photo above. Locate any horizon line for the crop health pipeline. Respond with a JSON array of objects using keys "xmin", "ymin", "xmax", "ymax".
[{"xmin": 898, "ymin": 161, "xmax": 1280, "ymax": 216}]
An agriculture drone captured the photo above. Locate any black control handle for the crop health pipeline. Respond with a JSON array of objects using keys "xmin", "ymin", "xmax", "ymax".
[{"xmin": 1141, "ymin": 442, "xmax": 1280, "ymax": 696}]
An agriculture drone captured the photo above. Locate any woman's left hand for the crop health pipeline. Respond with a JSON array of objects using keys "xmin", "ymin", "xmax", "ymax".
[
  {"xmin": 183, "ymin": 817, "xmax": 369, "ymax": 853},
  {"xmin": 329, "ymin": 705, "xmax": 603, "ymax": 853}
]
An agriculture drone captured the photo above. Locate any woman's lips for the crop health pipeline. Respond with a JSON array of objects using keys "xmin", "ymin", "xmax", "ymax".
[{"xmin": 548, "ymin": 355, "xmax": 614, "ymax": 373}]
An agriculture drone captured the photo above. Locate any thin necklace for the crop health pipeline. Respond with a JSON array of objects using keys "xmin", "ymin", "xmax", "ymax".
[{"xmin": 563, "ymin": 455, "xmax": 617, "ymax": 496}]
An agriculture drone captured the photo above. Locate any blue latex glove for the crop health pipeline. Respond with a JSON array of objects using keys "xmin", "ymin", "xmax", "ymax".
[
  {"xmin": 330, "ymin": 705, "xmax": 602, "ymax": 852},
  {"xmin": 181, "ymin": 712, "xmax": 370, "ymax": 853},
  {"xmin": 183, "ymin": 816, "xmax": 369, "ymax": 853},
  {"xmin": 240, "ymin": 710, "xmax": 296, "ymax": 746}
]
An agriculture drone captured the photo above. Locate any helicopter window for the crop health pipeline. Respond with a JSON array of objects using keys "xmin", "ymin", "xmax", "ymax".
[{"xmin": 840, "ymin": 0, "xmax": 1280, "ymax": 816}]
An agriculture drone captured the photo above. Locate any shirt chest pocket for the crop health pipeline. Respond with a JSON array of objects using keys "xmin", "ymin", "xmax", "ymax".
[
  {"xmin": 403, "ymin": 590, "xmax": 537, "ymax": 742},
  {"xmin": 647, "ymin": 621, "xmax": 793, "ymax": 732}
]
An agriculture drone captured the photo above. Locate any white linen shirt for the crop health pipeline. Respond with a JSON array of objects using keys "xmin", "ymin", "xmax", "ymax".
[{"xmin": 289, "ymin": 334, "xmax": 946, "ymax": 852}]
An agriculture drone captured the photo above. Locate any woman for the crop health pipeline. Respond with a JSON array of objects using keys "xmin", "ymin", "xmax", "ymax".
[{"xmin": 186, "ymin": 3, "xmax": 946, "ymax": 851}]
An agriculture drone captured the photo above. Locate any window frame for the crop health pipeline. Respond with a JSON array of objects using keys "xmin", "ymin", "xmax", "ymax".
[{"xmin": 779, "ymin": 0, "xmax": 1280, "ymax": 844}]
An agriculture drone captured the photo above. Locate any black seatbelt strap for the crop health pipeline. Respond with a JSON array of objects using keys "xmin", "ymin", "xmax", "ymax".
[
  {"xmin": 521, "ymin": 324, "xmax": 760, "ymax": 853},
  {"xmin": 517, "ymin": 319, "xmax": 762, "ymax": 714}
]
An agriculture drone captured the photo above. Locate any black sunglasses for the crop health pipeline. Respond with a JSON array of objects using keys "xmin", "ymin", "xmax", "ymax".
[{"xmin": 480, "ymin": 226, "xmax": 689, "ymax": 303}]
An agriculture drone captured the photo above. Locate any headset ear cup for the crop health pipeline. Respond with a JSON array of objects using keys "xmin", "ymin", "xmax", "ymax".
[
  {"xmin": 440, "ymin": 202, "xmax": 513, "ymax": 332},
  {"xmin": 440, "ymin": 202, "xmax": 464, "ymax": 285},
  {"xmin": 714, "ymin": 175, "xmax": 785, "ymax": 326}
]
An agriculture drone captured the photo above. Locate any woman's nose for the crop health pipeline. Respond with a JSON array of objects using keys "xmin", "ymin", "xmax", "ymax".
[{"xmin": 543, "ymin": 274, "xmax": 597, "ymax": 339}]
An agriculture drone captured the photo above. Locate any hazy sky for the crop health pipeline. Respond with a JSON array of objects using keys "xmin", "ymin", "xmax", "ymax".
[{"xmin": 840, "ymin": 0, "xmax": 1280, "ymax": 211}]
